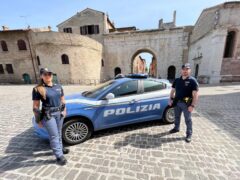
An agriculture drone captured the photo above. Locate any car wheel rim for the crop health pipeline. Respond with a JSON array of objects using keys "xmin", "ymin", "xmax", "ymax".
[
  {"xmin": 65, "ymin": 122, "xmax": 88, "ymax": 143},
  {"xmin": 166, "ymin": 108, "xmax": 175, "ymax": 123}
]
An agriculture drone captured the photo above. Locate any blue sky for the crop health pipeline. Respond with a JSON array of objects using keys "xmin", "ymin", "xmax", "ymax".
[{"xmin": 0, "ymin": 0, "xmax": 236, "ymax": 31}]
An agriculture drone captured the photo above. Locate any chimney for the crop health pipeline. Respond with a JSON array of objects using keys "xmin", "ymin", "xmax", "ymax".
[
  {"xmin": 159, "ymin": 19, "xmax": 163, "ymax": 29},
  {"xmin": 173, "ymin": 10, "xmax": 176, "ymax": 25},
  {"xmin": 2, "ymin": 26, "xmax": 9, "ymax": 31}
]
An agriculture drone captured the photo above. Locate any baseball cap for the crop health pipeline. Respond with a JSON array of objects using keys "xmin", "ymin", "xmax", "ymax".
[
  {"xmin": 182, "ymin": 63, "xmax": 191, "ymax": 69},
  {"xmin": 40, "ymin": 68, "xmax": 53, "ymax": 75}
]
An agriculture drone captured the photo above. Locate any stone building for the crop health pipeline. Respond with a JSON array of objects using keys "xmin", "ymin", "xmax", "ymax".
[
  {"xmin": 57, "ymin": 8, "xmax": 192, "ymax": 81},
  {"xmin": 0, "ymin": 2, "xmax": 240, "ymax": 84},
  {"xmin": 189, "ymin": 2, "xmax": 240, "ymax": 83},
  {"xmin": 0, "ymin": 29, "xmax": 38, "ymax": 84},
  {"xmin": 0, "ymin": 27, "xmax": 102, "ymax": 84}
]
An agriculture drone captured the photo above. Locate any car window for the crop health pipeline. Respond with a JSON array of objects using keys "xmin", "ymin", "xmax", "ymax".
[
  {"xmin": 143, "ymin": 80, "xmax": 166, "ymax": 93},
  {"xmin": 111, "ymin": 80, "xmax": 138, "ymax": 98},
  {"xmin": 83, "ymin": 80, "xmax": 115, "ymax": 98}
]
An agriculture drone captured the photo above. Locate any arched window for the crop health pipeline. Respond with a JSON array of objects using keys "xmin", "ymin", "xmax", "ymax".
[
  {"xmin": 37, "ymin": 56, "xmax": 41, "ymax": 65},
  {"xmin": 1, "ymin": 41, "xmax": 8, "ymax": 51},
  {"xmin": 61, "ymin": 54, "xmax": 69, "ymax": 64},
  {"xmin": 101, "ymin": 59, "xmax": 104, "ymax": 67},
  {"xmin": 195, "ymin": 64, "xmax": 199, "ymax": 78},
  {"xmin": 167, "ymin": 65, "xmax": 176, "ymax": 81},
  {"xmin": 114, "ymin": 67, "xmax": 121, "ymax": 76},
  {"xmin": 224, "ymin": 31, "xmax": 236, "ymax": 58},
  {"xmin": 17, "ymin": 39, "xmax": 27, "ymax": 50}
]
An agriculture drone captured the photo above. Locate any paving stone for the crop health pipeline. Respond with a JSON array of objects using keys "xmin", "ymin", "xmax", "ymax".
[{"xmin": 0, "ymin": 84, "xmax": 239, "ymax": 180}]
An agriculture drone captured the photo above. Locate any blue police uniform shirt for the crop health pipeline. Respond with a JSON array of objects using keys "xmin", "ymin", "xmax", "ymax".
[
  {"xmin": 32, "ymin": 83, "xmax": 64, "ymax": 107},
  {"xmin": 172, "ymin": 76, "xmax": 199, "ymax": 99}
]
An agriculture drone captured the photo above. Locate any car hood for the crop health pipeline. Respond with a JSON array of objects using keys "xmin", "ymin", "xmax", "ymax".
[{"xmin": 65, "ymin": 92, "xmax": 96, "ymax": 109}]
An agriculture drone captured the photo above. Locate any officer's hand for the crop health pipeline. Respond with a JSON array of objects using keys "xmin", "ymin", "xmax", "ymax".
[
  {"xmin": 188, "ymin": 106, "xmax": 194, "ymax": 112},
  {"xmin": 38, "ymin": 121, "xmax": 43, "ymax": 128},
  {"xmin": 168, "ymin": 100, "xmax": 173, "ymax": 106},
  {"xmin": 62, "ymin": 111, "xmax": 67, "ymax": 118}
]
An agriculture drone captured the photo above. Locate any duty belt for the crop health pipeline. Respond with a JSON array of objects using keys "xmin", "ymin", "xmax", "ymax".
[
  {"xmin": 177, "ymin": 97, "xmax": 192, "ymax": 106},
  {"xmin": 42, "ymin": 104, "xmax": 65, "ymax": 113}
]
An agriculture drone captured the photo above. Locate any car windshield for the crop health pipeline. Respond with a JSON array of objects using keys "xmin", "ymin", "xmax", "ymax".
[{"xmin": 82, "ymin": 80, "xmax": 115, "ymax": 98}]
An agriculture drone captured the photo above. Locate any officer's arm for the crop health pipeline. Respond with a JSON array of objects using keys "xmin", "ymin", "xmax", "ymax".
[
  {"xmin": 33, "ymin": 100, "xmax": 41, "ymax": 123},
  {"xmin": 170, "ymin": 88, "xmax": 176, "ymax": 99},
  {"xmin": 191, "ymin": 90, "xmax": 199, "ymax": 107},
  {"xmin": 33, "ymin": 100, "xmax": 40, "ymax": 112},
  {"xmin": 61, "ymin": 96, "xmax": 67, "ymax": 115}
]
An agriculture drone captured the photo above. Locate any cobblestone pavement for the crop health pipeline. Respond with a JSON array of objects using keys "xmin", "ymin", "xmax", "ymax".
[{"xmin": 0, "ymin": 84, "xmax": 239, "ymax": 180}]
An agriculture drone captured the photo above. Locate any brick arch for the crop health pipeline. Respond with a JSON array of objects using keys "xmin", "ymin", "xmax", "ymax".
[{"xmin": 130, "ymin": 48, "xmax": 158, "ymax": 77}]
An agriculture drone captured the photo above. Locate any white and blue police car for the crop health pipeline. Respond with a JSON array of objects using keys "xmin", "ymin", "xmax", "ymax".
[{"xmin": 32, "ymin": 74, "xmax": 175, "ymax": 145}]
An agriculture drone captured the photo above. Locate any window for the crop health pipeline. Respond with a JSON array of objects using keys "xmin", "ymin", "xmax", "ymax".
[
  {"xmin": 101, "ymin": 59, "xmax": 104, "ymax": 67},
  {"xmin": 80, "ymin": 26, "xmax": 87, "ymax": 35},
  {"xmin": 61, "ymin": 54, "xmax": 69, "ymax": 64},
  {"xmin": 224, "ymin": 31, "xmax": 236, "ymax": 58},
  {"xmin": 63, "ymin": 27, "xmax": 72, "ymax": 33},
  {"xmin": 143, "ymin": 80, "xmax": 166, "ymax": 93},
  {"xmin": 112, "ymin": 80, "xmax": 138, "ymax": 98},
  {"xmin": 80, "ymin": 25, "xmax": 99, "ymax": 35},
  {"xmin": 195, "ymin": 64, "xmax": 199, "ymax": 78},
  {"xmin": 37, "ymin": 56, "xmax": 41, "ymax": 65},
  {"xmin": 114, "ymin": 67, "xmax": 121, "ymax": 76},
  {"xmin": 17, "ymin": 40, "xmax": 27, "ymax": 50},
  {"xmin": 1, "ymin": 41, "xmax": 8, "ymax": 51},
  {"xmin": 0, "ymin": 64, "xmax": 4, "ymax": 74},
  {"xmin": 6, "ymin": 64, "xmax": 14, "ymax": 74},
  {"xmin": 83, "ymin": 80, "xmax": 114, "ymax": 99}
]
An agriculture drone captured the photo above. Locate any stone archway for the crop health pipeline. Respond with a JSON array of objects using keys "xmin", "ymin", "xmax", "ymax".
[{"xmin": 131, "ymin": 49, "xmax": 158, "ymax": 77}]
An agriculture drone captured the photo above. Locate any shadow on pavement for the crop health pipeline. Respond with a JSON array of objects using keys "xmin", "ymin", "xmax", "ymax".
[
  {"xmin": 114, "ymin": 131, "xmax": 185, "ymax": 149},
  {"xmin": 93, "ymin": 119, "xmax": 170, "ymax": 139},
  {"xmin": 0, "ymin": 128, "xmax": 55, "ymax": 173}
]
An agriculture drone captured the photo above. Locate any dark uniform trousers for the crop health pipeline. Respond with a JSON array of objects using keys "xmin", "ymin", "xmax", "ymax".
[
  {"xmin": 42, "ymin": 111, "xmax": 64, "ymax": 158},
  {"xmin": 174, "ymin": 102, "xmax": 192, "ymax": 136}
]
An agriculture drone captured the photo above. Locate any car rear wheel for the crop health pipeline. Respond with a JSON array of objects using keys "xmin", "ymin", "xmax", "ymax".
[
  {"xmin": 163, "ymin": 106, "xmax": 175, "ymax": 124},
  {"xmin": 62, "ymin": 118, "xmax": 93, "ymax": 145}
]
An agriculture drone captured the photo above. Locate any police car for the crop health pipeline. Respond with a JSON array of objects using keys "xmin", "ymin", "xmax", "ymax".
[{"xmin": 33, "ymin": 74, "xmax": 175, "ymax": 145}]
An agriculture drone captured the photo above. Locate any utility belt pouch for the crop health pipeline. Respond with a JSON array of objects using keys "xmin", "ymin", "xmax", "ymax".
[
  {"xmin": 42, "ymin": 109, "xmax": 52, "ymax": 121},
  {"xmin": 183, "ymin": 97, "xmax": 192, "ymax": 107},
  {"xmin": 60, "ymin": 103, "xmax": 65, "ymax": 112}
]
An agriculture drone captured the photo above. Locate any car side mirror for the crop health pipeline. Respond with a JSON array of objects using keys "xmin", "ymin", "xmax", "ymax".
[{"xmin": 104, "ymin": 93, "xmax": 115, "ymax": 100}]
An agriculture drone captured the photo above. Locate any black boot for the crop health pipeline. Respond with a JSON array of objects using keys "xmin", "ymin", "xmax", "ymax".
[
  {"xmin": 63, "ymin": 147, "xmax": 70, "ymax": 154},
  {"xmin": 169, "ymin": 128, "xmax": 180, "ymax": 134},
  {"xmin": 185, "ymin": 135, "xmax": 192, "ymax": 143},
  {"xmin": 56, "ymin": 156, "xmax": 67, "ymax": 166}
]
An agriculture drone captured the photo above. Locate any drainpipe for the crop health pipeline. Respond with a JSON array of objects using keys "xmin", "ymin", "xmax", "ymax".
[{"xmin": 25, "ymin": 30, "xmax": 38, "ymax": 83}]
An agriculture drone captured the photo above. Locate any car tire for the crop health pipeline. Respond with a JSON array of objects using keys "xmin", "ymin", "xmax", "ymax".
[
  {"xmin": 163, "ymin": 106, "xmax": 175, "ymax": 124},
  {"xmin": 62, "ymin": 118, "xmax": 93, "ymax": 145}
]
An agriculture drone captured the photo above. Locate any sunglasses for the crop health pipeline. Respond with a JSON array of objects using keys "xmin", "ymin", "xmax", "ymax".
[{"xmin": 42, "ymin": 73, "xmax": 52, "ymax": 76}]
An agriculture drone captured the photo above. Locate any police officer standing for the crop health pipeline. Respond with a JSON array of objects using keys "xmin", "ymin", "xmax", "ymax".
[
  {"xmin": 32, "ymin": 68, "xmax": 69, "ymax": 165},
  {"xmin": 168, "ymin": 63, "xmax": 199, "ymax": 143}
]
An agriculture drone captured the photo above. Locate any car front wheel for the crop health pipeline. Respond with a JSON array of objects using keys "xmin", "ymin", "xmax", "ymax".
[
  {"xmin": 163, "ymin": 107, "xmax": 175, "ymax": 124},
  {"xmin": 62, "ymin": 118, "xmax": 93, "ymax": 145}
]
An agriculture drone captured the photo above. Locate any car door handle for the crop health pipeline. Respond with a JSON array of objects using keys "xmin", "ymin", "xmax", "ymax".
[{"xmin": 129, "ymin": 99, "xmax": 138, "ymax": 104}]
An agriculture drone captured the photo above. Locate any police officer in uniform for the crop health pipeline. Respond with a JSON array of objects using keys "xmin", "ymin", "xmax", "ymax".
[
  {"xmin": 32, "ymin": 68, "xmax": 69, "ymax": 165},
  {"xmin": 168, "ymin": 63, "xmax": 199, "ymax": 143}
]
